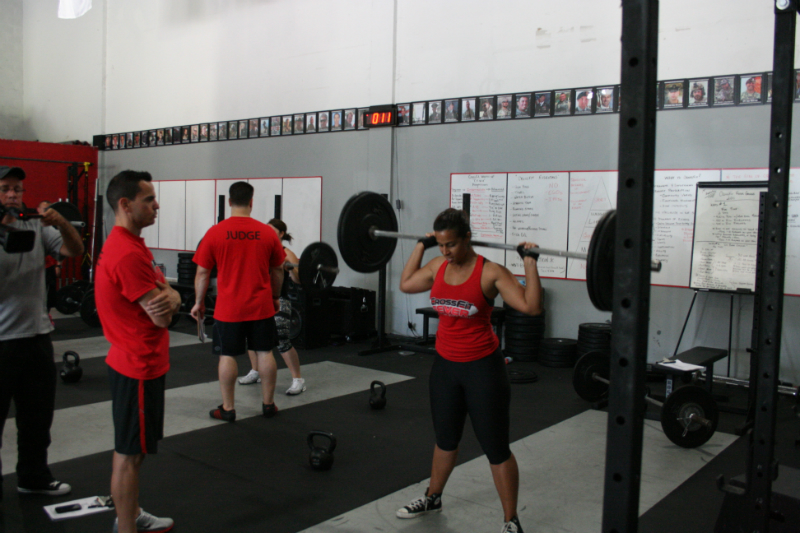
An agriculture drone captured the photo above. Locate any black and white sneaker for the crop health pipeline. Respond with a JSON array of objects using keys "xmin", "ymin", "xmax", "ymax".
[
  {"xmin": 500, "ymin": 515, "xmax": 524, "ymax": 533},
  {"xmin": 17, "ymin": 480, "xmax": 72, "ymax": 496},
  {"xmin": 395, "ymin": 491, "xmax": 442, "ymax": 519}
]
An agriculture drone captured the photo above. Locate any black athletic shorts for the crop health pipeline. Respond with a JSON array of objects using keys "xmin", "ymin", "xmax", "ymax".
[
  {"xmin": 108, "ymin": 366, "xmax": 165, "ymax": 455},
  {"xmin": 429, "ymin": 348, "xmax": 511, "ymax": 465},
  {"xmin": 211, "ymin": 317, "xmax": 277, "ymax": 356}
]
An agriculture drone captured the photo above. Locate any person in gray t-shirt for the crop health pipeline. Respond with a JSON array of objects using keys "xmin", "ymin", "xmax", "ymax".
[{"xmin": 0, "ymin": 166, "xmax": 84, "ymax": 499}]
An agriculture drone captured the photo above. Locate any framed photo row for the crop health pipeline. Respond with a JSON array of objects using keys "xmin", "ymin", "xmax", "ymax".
[{"xmin": 100, "ymin": 70, "xmax": 793, "ymax": 150}]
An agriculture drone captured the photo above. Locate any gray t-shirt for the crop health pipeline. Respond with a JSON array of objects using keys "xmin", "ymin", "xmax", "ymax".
[{"xmin": 0, "ymin": 218, "xmax": 63, "ymax": 340}]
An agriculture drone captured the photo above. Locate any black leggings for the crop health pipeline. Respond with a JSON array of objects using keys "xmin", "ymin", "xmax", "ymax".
[{"xmin": 429, "ymin": 349, "xmax": 511, "ymax": 465}]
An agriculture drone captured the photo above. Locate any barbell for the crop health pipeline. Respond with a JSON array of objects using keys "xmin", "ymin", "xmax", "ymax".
[
  {"xmin": 572, "ymin": 351, "xmax": 719, "ymax": 448},
  {"xmin": 336, "ymin": 191, "xmax": 661, "ymax": 311}
]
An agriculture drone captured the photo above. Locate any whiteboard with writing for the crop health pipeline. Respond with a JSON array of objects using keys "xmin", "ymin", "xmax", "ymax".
[
  {"xmin": 567, "ymin": 171, "xmax": 617, "ymax": 280},
  {"xmin": 722, "ymin": 168, "xmax": 800, "ymax": 296},
  {"xmin": 690, "ymin": 182, "xmax": 766, "ymax": 292},
  {"xmin": 451, "ymin": 173, "xmax": 508, "ymax": 266},
  {"xmin": 505, "ymin": 172, "xmax": 569, "ymax": 277},
  {"xmin": 652, "ymin": 170, "xmax": 720, "ymax": 287}
]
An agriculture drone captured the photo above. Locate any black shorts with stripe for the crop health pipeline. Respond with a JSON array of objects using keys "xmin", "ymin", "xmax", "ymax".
[
  {"xmin": 108, "ymin": 366, "xmax": 166, "ymax": 455},
  {"xmin": 211, "ymin": 317, "xmax": 277, "ymax": 356}
]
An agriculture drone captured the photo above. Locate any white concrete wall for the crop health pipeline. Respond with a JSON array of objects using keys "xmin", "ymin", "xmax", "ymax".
[
  {"xmin": 103, "ymin": 0, "xmax": 394, "ymax": 133},
  {"xmin": 21, "ymin": 0, "xmax": 105, "ymax": 142},
  {"xmin": 0, "ymin": 0, "xmax": 24, "ymax": 139},
  {"xmin": 15, "ymin": 0, "xmax": 797, "ymax": 142}
]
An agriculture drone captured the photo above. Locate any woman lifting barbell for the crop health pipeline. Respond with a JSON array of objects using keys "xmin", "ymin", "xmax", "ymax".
[
  {"xmin": 395, "ymin": 208, "xmax": 542, "ymax": 533},
  {"xmin": 238, "ymin": 219, "xmax": 306, "ymax": 396}
]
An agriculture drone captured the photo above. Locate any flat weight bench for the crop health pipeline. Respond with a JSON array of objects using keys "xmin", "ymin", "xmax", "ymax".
[
  {"xmin": 398, "ymin": 307, "xmax": 506, "ymax": 355},
  {"xmin": 650, "ymin": 346, "xmax": 728, "ymax": 398}
]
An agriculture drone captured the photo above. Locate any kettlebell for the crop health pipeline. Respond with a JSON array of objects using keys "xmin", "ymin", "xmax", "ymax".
[
  {"xmin": 60, "ymin": 351, "xmax": 83, "ymax": 383},
  {"xmin": 307, "ymin": 430, "xmax": 336, "ymax": 471},
  {"xmin": 369, "ymin": 380, "xmax": 387, "ymax": 410}
]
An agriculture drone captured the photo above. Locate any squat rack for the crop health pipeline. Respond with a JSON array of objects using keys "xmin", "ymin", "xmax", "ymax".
[{"xmin": 604, "ymin": 1, "xmax": 796, "ymax": 532}]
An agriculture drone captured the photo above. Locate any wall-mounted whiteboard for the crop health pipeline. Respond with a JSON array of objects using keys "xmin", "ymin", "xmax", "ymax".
[
  {"xmin": 148, "ymin": 177, "xmax": 321, "ymax": 253},
  {"xmin": 451, "ymin": 173, "xmax": 508, "ymax": 266},
  {"xmin": 249, "ymin": 178, "xmax": 283, "ymax": 224},
  {"xmin": 141, "ymin": 181, "xmax": 160, "ymax": 248},
  {"xmin": 567, "ymin": 171, "xmax": 617, "ymax": 280},
  {"xmin": 158, "ymin": 181, "xmax": 186, "ymax": 250},
  {"xmin": 689, "ymin": 182, "xmax": 766, "ymax": 292},
  {"xmin": 505, "ymin": 172, "xmax": 569, "ymax": 277},
  {"xmin": 282, "ymin": 177, "xmax": 323, "ymax": 258},
  {"xmin": 651, "ymin": 169, "xmax": 721, "ymax": 287},
  {"xmin": 722, "ymin": 168, "xmax": 800, "ymax": 296},
  {"xmin": 185, "ymin": 180, "xmax": 216, "ymax": 250},
  {"xmin": 448, "ymin": 168, "xmax": 799, "ymax": 296}
]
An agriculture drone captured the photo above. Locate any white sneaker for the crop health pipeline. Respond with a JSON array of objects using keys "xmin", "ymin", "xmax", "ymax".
[
  {"xmin": 113, "ymin": 508, "xmax": 174, "ymax": 532},
  {"xmin": 286, "ymin": 378, "xmax": 306, "ymax": 395},
  {"xmin": 238, "ymin": 369, "xmax": 261, "ymax": 385}
]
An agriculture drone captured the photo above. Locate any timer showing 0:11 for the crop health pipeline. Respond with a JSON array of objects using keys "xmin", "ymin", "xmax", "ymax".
[{"xmin": 370, "ymin": 112, "xmax": 394, "ymax": 125}]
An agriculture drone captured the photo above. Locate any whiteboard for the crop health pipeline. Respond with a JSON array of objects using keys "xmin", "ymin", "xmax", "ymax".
[
  {"xmin": 722, "ymin": 168, "xmax": 800, "ymax": 296},
  {"xmin": 185, "ymin": 180, "xmax": 216, "ymax": 251},
  {"xmin": 157, "ymin": 181, "xmax": 186, "ymax": 250},
  {"xmin": 652, "ymin": 170, "xmax": 720, "ymax": 287},
  {"xmin": 141, "ymin": 181, "xmax": 159, "ymax": 248},
  {"xmin": 567, "ymin": 171, "xmax": 617, "ymax": 280},
  {"xmin": 451, "ymin": 173, "xmax": 508, "ymax": 265},
  {"xmin": 281, "ymin": 177, "xmax": 322, "ymax": 257},
  {"xmin": 248, "ymin": 178, "xmax": 283, "ymax": 224},
  {"xmin": 215, "ymin": 179, "xmax": 237, "ymax": 221},
  {"xmin": 505, "ymin": 172, "xmax": 569, "ymax": 277},
  {"xmin": 689, "ymin": 182, "xmax": 766, "ymax": 292}
]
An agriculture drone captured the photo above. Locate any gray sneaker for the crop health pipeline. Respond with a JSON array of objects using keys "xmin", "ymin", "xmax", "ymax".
[{"xmin": 113, "ymin": 509, "xmax": 174, "ymax": 532}]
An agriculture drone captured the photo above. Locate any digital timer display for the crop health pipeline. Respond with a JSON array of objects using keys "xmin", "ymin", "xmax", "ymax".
[{"xmin": 364, "ymin": 105, "xmax": 397, "ymax": 128}]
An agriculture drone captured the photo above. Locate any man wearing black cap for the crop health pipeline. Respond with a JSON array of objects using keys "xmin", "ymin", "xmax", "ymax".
[{"xmin": 0, "ymin": 165, "xmax": 83, "ymax": 502}]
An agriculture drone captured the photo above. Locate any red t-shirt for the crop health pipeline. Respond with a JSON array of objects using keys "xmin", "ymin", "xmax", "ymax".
[
  {"xmin": 430, "ymin": 256, "xmax": 499, "ymax": 362},
  {"xmin": 193, "ymin": 217, "xmax": 286, "ymax": 322},
  {"xmin": 95, "ymin": 226, "xmax": 170, "ymax": 380}
]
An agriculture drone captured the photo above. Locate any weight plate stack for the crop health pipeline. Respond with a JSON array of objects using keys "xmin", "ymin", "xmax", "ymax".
[
  {"xmin": 577, "ymin": 322, "xmax": 612, "ymax": 359},
  {"xmin": 177, "ymin": 253, "xmax": 197, "ymax": 285},
  {"xmin": 502, "ymin": 303, "xmax": 546, "ymax": 362},
  {"xmin": 538, "ymin": 338, "xmax": 578, "ymax": 368}
]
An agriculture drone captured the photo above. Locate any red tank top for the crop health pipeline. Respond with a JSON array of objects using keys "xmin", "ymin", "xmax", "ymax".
[{"xmin": 430, "ymin": 255, "xmax": 499, "ymax": 362}]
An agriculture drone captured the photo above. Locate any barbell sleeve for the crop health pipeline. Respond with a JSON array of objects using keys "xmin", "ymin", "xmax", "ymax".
[{"xmin": 370, "ymin": 227, "xmax": 662, "ymax": 272}]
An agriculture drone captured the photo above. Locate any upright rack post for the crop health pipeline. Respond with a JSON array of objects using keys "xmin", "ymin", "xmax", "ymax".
[{"xmin": 601, "ymin": 1, "xmax": 659, "ymax": 531}]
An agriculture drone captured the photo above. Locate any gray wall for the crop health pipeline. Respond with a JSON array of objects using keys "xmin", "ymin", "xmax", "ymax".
[{"xmin": 100, "ymin": 105, "xmax": 800, "ymax": 383}]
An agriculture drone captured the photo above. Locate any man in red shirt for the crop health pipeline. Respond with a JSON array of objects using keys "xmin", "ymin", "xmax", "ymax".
[
  {"xmin": 95, "ymin": 171, "xmax": 181, "ymax": 533},
  {"xmin": 192, "ymin": 181, "xmax": 285, "ymax": 421}
]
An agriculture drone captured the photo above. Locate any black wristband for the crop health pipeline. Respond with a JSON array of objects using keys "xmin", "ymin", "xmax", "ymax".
[
  {"xmin": 418, "ymin": 236, "xmax": 438, "ymax": 250},
  {"xmin": 517, "ymin": 244, "xmax": 539, "ymax": 261}
]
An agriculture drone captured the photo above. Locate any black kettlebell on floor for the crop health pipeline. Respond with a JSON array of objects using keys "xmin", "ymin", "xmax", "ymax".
[
  {"xmin": 60, "ymin": 351, "xmax": 83, "ymax": 383},
  {"xmin": 369, "ymin": 380, "xmax": 387, "ymax": 410},
  {"xmin": 308, "ymin": 431, "xmax": 336, "ymax": 471}
]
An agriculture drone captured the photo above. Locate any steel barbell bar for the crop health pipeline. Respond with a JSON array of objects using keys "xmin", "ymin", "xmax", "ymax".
[
  {"xmin": 369, "ymin": 227, "xmax": 662, "ymax": 272},
  {"xmin": 337, "ymin": 191, "xmax": 661, "ymax": 311}
]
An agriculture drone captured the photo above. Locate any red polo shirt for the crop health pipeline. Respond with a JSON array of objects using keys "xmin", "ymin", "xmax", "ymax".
[{"xmin": 95, "ymin": 226, "xmax": 170, "ymax": 380}]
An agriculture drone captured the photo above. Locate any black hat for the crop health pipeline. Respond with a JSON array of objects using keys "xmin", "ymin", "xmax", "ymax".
[
  {"xmin": 666, "ymin": 83, "xmax": 680, "ymax": 92},
  {"xmin": 577, "ymin": 91, "xmax": 588, "ymax": 99},
  {"xmin": 0, "ymin": 166, "xmax": 25, "ymax": 181}
]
